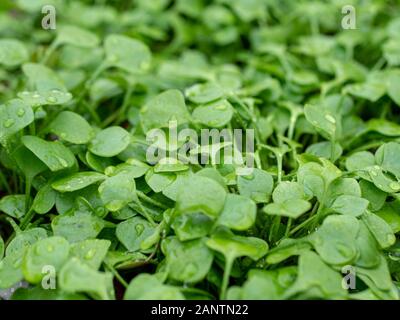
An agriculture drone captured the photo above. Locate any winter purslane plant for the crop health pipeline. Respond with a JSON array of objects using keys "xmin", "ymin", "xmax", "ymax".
[{"xmin": 1, "ymin": 0, "xmax": 400, "ymax": 300}]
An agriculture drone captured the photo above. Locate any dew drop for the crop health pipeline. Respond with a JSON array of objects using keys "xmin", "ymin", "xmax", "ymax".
[
  {"xmin": 46, "ymin": 96, "xmax": 58, "ymax": 104},
  {"xmin": 3, "ymin": 119, "xmax": 15, "ymax": 128},
  {"xmin": 324, "ymin": 114, "xmax": 336, "ymax": 124},
  {"xmin": 85, "ymin": 249, "xmax": 96, "ymax": 260},
  {"xmin": 57, "ymin": 157, "xmax": 69, "ymax": 168},
  {"xmin": 17, "ymin": 108, "xmax": 25, "ymax": 117}
]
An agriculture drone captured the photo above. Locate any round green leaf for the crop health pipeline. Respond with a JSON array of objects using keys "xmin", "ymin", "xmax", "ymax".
[
  {"xmin": 49, "ymin": 111, "xmax": 94, "ymax": 144},
  {"xmin": 0, "ymin": 39, "xmax": 29, "ymax": 67},
  {"xmin": 89, "ymin": 126, "xmax": 131, "ymax": 157},
  {"xmin": 176, "ymin": 175, "xmax": 226, "ymax": 218},
  {"xmin": 22, "ymin": 236, "xmax": 70, "ymax": 284},
  {"xmin": 218, "ymin": 194, "xmax": 256, "ymax": 230},
  {"xmin": 22, "ymin": 136, "xmax": 76, "ymax": 171},
  {"xmin": 105, "ymin": 34, "xmax": 151, "ymax": 74}
]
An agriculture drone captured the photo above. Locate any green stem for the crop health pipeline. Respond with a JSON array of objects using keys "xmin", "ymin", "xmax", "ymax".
[
  {"xmin": 289, "ymin": 214, "xmax": 318, "ymax": 236},
  {"xmin": 20, "ymin": 206, "xmax": 35, "ymax": 230},
  {"xmin": 285, "ymin": 218, "xmax": 293, "ymax": 237},
  {"xmin": 277, "ymin": 154, "xmax": 283, "ymax": 184},
  {"xmin": 137, "ymin": 191, "xmax": 168, "ymax": 210},
  {"xmin": 330, "ymin": 139, "xmax": 336, "ymax": 162},
  {"xmin": 135, "ymin": 196, "xmax": 156, "ymax": 226},
  {"xmin": 220, "ymin": 257, "xmax": 233, "ymax": 300},
  {"xmin": 41, "ymin": 40, "xmax": 59, "ymax": 65},
  {"xmin": 105, "ymin": 262, "xmax": 128, "ymax": 288},
  {"xmin": 24, "ymin": 178, "xmax": 32, "ymax": 215}
]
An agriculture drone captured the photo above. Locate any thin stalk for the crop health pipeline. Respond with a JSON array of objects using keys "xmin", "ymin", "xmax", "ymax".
[
  {"xmin": 41, "ymin": 40, "xmax": 59, "ymax": 65},
  {"xmin": 20, "ymin": 206, "xmax": 35, "ymax": 230},
  {"xmin": 137, "ymin": 191, "xmax": 168, "ymax": 210},
  {"xmin": 220, "ymin": 257, "xmax": 233, "ymax": 300},
  {"xmin": 289, "ymin": 214, "xmax": 318, "ymax": 236},
  {"xmin": 105, "ymin": 262, "xmax": 128, "ymax": 288},
  {"xmin": 135, "ymin": 196, "xmax": 156, "ymax": 226},
  {"xmin": 24, "ymin": 178, "xmax": 32, "ymax": 216},
  {"xmin": 285, "ymin": 218, "xmax": 293, "ymax": 237}
]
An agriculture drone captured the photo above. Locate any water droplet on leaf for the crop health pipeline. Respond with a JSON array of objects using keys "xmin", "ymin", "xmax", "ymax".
[{"xmin": 3, "ymin": 119, "xmax": 15, "ymax": 128}]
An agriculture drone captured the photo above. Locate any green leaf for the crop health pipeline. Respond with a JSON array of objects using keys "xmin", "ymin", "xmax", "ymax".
[
  {"xmin": 22, "ymin": 63, "xmax": 66, "ymax": 92},
  {"xmin": 330, "ymin": 195, "xmax": 369, "ymax": 217},
  {"xmin": 375, "ymin": 142, "xmax": 400, "ymax": 179},
  {"xmin": 89, "ymin": 126, "xmax": 131, "ymax": 157},
  {"xmin": 0, "ymin": 195, "xmax": 26, "ymax": 219},
  {"xmin": 309, "ymin": 215, "xmax": 359, "ymax": 266},
  {"xmin": 0, "ymin": 39, "xmax": 29, "ymax": 67},
  {"xmin": 145, "ymin": 169, "xmax": 175, "ymax": 193},
  {"xmin": 21, "ymin": 136, "xmax": 76, "ymax": 171},
  {"xmin": 218, "ymin": 194, "xmax": 256, "ymax": 230},
  {"xmin": 59, "ymin": 258, "xmax": 115, "ymax": 300},
  {"xmin": 171, "ymin": 212, "xmax": 213, "ymax": 241},
  {"xmin": 360, "ymin": 179, "xmax": 387, "ymax": 211},
  {"xmin": 6, "ymin": 228, "xmax": 47, "ymax": 257},
  {"xmin": 116, "ymin": 217, "xmax": 156, "ymax": 252},
  {"xmin": 162, "ymin": 237, "xmax": 213, "ymax": 283},
  {"xmin": 304, "ymin": 103, "xmax": 339, "ymax": 140},
  {"xmin": 18, "ymin": 90, "xmax": 72, "ymax": 107},
  {"xmin": 206, "ymin": 231, "xmax": 268, "ymax": 262},
  {"xmin": 32, "ymin": 183, "xmax": 57, "ymax": 214},
  {"xmin": 12, "ymin": 145, "xmax": 48, "ymax": 181},
  {"xmin": 237, "ymin": 168, "xmax": 274, "ymax": 203},
  {"xmin": 56, "ymin": 25, "xmax": 100, "ymax": 48},
  {"xmin": 124, "ymin": 274, "xmax": 184, "ymax": 300},
  {"xmin": 49, "ymin": 111, "xmax": 94, "ymax": 144},
  {"xmin": 140, "ymin": 89, "xmax": 190, "ymax": 131},
  {"xmin": 22, "ymin": 236, "xmax": 70, "ymax": 284},
  {"xmin": 185, "ymin": 82, "xmax": 224, "ymax": 104},
  {"xmin": 98, "ymin": 173, "xmax": 136, "ymax": 211},
  {"xmin": 105, "ymin": 34, "xmax": 151, "ymax": 74},
  {"xmin": 70, "ymin": 239, "xmax": 111, "ymax": 269},
  {"xmin": 362, "ymin": 211, "xmax": 396, "ymax": 249},
  {"xmin": 192, "ymin": 99, "xmax": 233, "ymax": 128},
  {"xmin": 176, "ymin": 175, "xmax": 226, "ymax": 218},
  {"xmin": 266, "ymin": 239, "xmax": 312, "ymax": 265},
  {"xmin": 284, "ymin": 251, "xmax": 347, "ymax": 299},
  {"xmin": 263, "ymin": 199, "xmax": 311, "ymax": 219},
  {"xmin": 0, "ymin": 254, "xmax": 24, "ymax": 289},
  {"xmin": 52, "ymin": 172, "xmax": 106, "ymax": 192},
  {"xmin": 52, "ymin": 209, "xmax": 105, "ymax": 243},
  {"xmin": 0, "ymin": 99, "xmax": 34, "ymax": 146},
  {"xmin": 386, "ymin": 70, "xmax": 400, "ymax": 106}
]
